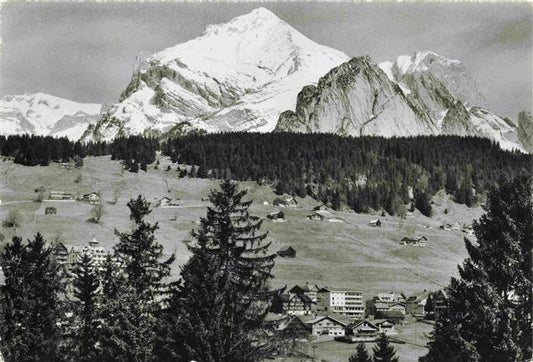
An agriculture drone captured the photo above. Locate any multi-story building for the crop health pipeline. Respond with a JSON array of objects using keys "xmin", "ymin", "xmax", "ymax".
[{"xmin": 317, "ymin": 287, "xmax": 365, "ymax": 320}]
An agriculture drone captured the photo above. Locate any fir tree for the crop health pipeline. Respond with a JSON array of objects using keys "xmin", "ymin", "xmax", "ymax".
[
  {"xmin": 155, "ymin": 180, "xmax": 277, "ymax": 361},
  {"xmin": 349, "ymin": 342, "xmax": 372, "ymax": 362},
  {"xmin": 99, "ymin": 196, "xmax": 175, "ymax": 361},
  {"xmin": 66, "ymin": 252, "xmax": 101, "ymax": 361},
  {"xmin": 421, "ymin": 171, "xmax": 532, "ymax": 362},
  {"xmin": 373, "ymin": 333, "xmax": 399, "ymax": 362},
  {"xmin": 0, "ymin": 234, "xmax": 65, "ymax": 361}
]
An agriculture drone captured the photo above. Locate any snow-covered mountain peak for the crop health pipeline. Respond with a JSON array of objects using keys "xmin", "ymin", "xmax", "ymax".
[
  {"xmin": 86, "ymin": 8, "xmax": 349, "ymax": 140},
  {"xmin": 1, "ymin": 92, "xmax": 103, "ymax": 140}
]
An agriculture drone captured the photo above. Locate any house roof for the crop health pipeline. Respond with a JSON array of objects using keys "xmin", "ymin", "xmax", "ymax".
[
  {"xmin": 375, "ymin": 310, "xmax": 405, "ymax": 319},
  {"xmin": 289, "ymin": 284, "xmax": 310, "ymax": 294},
  {"xmin": 349, "ymin": 319, "xmax": 379, "ymax": 330},
  {"xmin": 374, "ymin": 302, "xmax": 390, "ymax": 309},
  {"xmin": 307, "ymin": 313, "xmax": 352, "ymax": 327}
]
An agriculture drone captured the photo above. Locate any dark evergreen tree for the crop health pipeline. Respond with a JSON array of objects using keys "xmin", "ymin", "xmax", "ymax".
[
  {"xmin": 0, "ymin": 234, "xmax": 65, "ymax": 361},
  {"xmin": 373, "ymin": 333, "xmax": 399, "ymax": 362},
  {"xmin": 349, "ymin": 342, "xmax": 372, "ymax": 362},
  {"xmin": 421, "ymin": 171, "xmax": 532, "ymax": 362},
  {"xmin": 65, "ymin": 252, "xmax": 101, "ymax": 361},
  {"xmin": 99, "ymin": 197, "xmax": 174, "ymax": 361},
  {"xmin": 155, "ymin": 180, "xmax": 277, "ymax": 361},
  {"xmin": 414, "ymin": 190, "xmax": 432, "ymax": 217}
]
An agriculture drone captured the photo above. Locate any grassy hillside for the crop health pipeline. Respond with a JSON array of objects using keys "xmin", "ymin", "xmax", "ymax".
[{"xmin": 0, "ymin": 156, "xmax": 483, "ymax": 297}]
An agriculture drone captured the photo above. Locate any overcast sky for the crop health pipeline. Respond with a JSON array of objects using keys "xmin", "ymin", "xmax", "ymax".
[{"xmin": 1, "ymin": 2, "xmax": 531, "ymax": 119}]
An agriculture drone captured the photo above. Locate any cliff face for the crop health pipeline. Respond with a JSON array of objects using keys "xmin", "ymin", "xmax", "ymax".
[
  {"xmin": 276, "ymin": 57, "xmax": 437, "ymax": 137},
  {"xmin": 277, "ymin": 52, "xmax": 526, "ymax": 152}
]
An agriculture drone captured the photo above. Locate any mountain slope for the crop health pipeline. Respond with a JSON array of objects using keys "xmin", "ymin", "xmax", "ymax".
[
  {"xmin": 1, "ymin": 93, "xmax": 103, "ymax": 140},
  {"xmin": 277, "ymin": 52, "xmax": 525, "ymax": 152},
  {"xmin": 83, "ymin": 7, "xmax": 349, "ymax": 141}
]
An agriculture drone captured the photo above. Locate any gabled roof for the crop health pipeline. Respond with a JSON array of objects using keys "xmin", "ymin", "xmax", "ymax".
[
  {"xmin": 375, "ymin": 310, "xmax": 405, "ymax": 319},
  {"xmin": 289, "ymin": 284, "xmax": 310, "ymax": 294},
  {"xmin": 349, "ymin": 319, "xmax": 380, "ymax": 331},
  {"xmin": 307, "ymin": 313, "xmax": 351, "ymax": 327}
]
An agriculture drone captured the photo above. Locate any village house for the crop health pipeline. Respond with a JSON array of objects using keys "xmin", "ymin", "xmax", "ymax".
[
  {"xmin": 160, "ymin": 197, "xmax": 179, "ymax": 207},
  {"xmin": 317, "ymin": 287, "xmax": 365, "ymax": 320},
  {"xmin": 306, "ymin": 313, "xmax": 351, "ymax": 337},
  {"xmin": 272, "ymin": 293, "xmax": 314, "ymax": 315},
  {"xmin": 267, "ymin": 211, "xmax": 285, "ymax": 222},
  {"xmin": 48, "ymin": 191, "xmax": 73, "ymax": 201},
  {"xmin": 307, "ymin": 211, "xmax": 325, "ymax": 221},
  {"xmin": 374, "ymin": 310, "xmax": 405, "ymax": 325},
  {"xmin": 81, "ymin": 192, "xmax": 100, "ymax": 205},
  {"xmin": 400, "ymin": 236, "xmax": 427, "ymax": 246},
  {"xmin": 405, "ymin": 291, "xmax": 430, "ymax": 315},
  {"xmin": 313, "ymin": 204, "xmax": 328, "ymax": 211},
  {"xmin": 288, "ymin": 284, "xmax": 320, "ymax": 303},
  {"xmin": 344, "ymin": 319, "xmax": 384, "ymax": 341},
  {"xmin": 277, "ymin": 246, "xmax": 296, "ymax": 258},
  {"xmin": 273, "ymin": 195, "xmax": 297, "ymax": 207},
  {"xmin": 368, "ymin": 219, "xmax": 382, "ymax": 227},
  {"xmin": 432, "ymin": 290, "xmax": 448, "ymax": 320}
]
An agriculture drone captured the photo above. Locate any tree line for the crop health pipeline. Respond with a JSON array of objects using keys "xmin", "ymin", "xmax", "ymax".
[
  {"xmin": 162, "ymin": 133, "xmax": 532, "ymax": 215},
  {"xmin": 0, "ymin": 135, "xmax": 158, "ymax": 172}
]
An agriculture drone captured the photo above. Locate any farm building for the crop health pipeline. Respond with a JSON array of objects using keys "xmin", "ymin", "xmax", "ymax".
[
  {"xmin": 313, "ymin": 204, "xmax": 328, "ymax": 211},
  {"xmin": 277, "ymin": 246, "xmax": 296, "ymax": 258},
  {"xmin": 267, "ymin": 211, "xmax": 285, "ymax": 221},
  {"xmin": 160, "ymin": 197, "xmax": 179, "ymax": 207},
  {"xmin": 81, "ymin": 192, "xmax": 100, "ymax": 204},
  {"xmin": 306, "ymin": 314, "xmax": 351, "ymax": 337},
  {"xmin": 374, "ymin": 310, "xmax": 405, "ymax": 324},
  {"xmin": 307, "ymin": 212, "xmax": 325, "ymax": 221},
  {"xmin": 45, "ymin": 207, "xmax": 57, "ymax": 215},
  {"xmin": 271, "ymin": 293, "xmax": 314, "ymax": 315},
  {"xmin": 273, "ymin": 195, "xmax": 297, "ymax": 207},
  {"xmin": 400, "ymin": 236, "xmax": 427, "ymax": 246},
  {"xmin": 369, "ymin": 219, "xmax": 382, "ymax": 227},
  {"xmin": 344, "ymin": 319, "xmax": 381, "ymax": 341}
]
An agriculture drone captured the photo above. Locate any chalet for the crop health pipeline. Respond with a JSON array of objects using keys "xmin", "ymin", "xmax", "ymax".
[
  {"xmin": 345, "ymin": 319, "xmax": 381, "ymax": 341},
  {"xmin": 373, "ymin": 319, "xmax": 396, "ymax": 335},
  {"xmin": 160, "ymin": 197, "xmax": 178, "ymax": 207},
  {"xmin": 274, "ymin": 294, "xmax": 313, "ymax": 315},
  {"xmin": 277, "ymin": 246, "xmax": 296, "ymax": 258},
  {"xmin": 81, "ymin": 192, "xmax": 100, "ymax": 204},
  {"xmin": 440, "ymin": 222, "xmax": 461, "ymax": 231},
  {"xmin": 307, "ymin": 212, "xmax": 325, "ymax": 221},
  {"xmin": 276, "ymin": 315, "xmax": 311, "ymax": 339},
  {"xmin": 306, "ymin": 313, "xmax": 351, "ymax": 337},
  {"xmin": 369, "ymin": 219, "xmax": 382, "ymax": 227},
  {"xmin": 289, "ymin": 284, "xmax": 310, "ymax": 296},
  {"xmin": 405, "ymin": 291, "xmax": 430, "ymax": 315},
  {"xmin": 313, "ymin": 204, "xmax": 328, "ymax": 211},
  {"xmin": 45, "ymin": 207, "xmax": 57, "ymax": 215},
  {"xmin": 400, "ymin": 236, "xmax": 427, "ymax": 246},
  {"xmin": 374, "ymin": 310, "xmax": 405, "ymax": 325},
  {"xmin": 267, "ymin": 211, "xmax": 285, "ymax": 221},
  {"xmin": 49, "ymin": 191, "xmax": 73, "ymax": 201},
  {"xmin": 273, "ymin": 195, "xmax": 297, "ymax": 207}
]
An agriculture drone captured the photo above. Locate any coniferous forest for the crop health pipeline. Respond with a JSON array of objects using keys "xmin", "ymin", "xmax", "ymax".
[{"xmin": 162, "ymin": 133, "xmax": 532, "ymax": 214}]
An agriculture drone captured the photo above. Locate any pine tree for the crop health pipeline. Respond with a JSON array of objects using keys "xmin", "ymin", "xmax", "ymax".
[
  {"xmin": 0, "ymin": 234, "xmax": 65, "ymax": 361},
  {"xmin": 99, "ymin": 196, "xmax": 175, "ymax": 361},
  {"xmin": 155, "ymin": 180, "xmax": 277, "ymax": 361},
  {"xmin": 66, "ymin": 252, "xmax": 101, "ymax": 361},
  {"xmin": 373, "ymin": 333, "xmax": 399, "ymax": 362},
  {"xmin": 421, "ymin": 172, "xmax": 532, "ymax": 362},
  {"xmin": 349, "ymin": 342, "xmax": 372, "ymax": 362}
]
